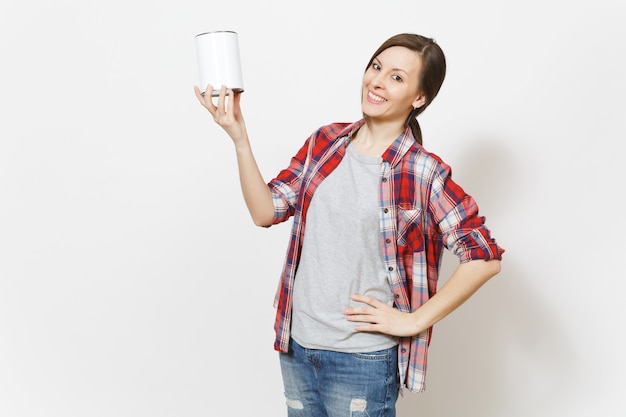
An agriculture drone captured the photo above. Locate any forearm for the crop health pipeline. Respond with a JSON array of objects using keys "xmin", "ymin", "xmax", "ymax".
[
  {"xmin": 194, "ymin": 85, "xmax": 274, "ymax": 224},
  {"xmin": 411, "ymin": 259, "xmax": 501, "ymax": 334},
  {"xmin": 233, "ymin": 139, "xmax": 275, "ymax": 227}
]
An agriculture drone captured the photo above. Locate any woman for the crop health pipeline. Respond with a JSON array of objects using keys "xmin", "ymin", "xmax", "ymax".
[{"xmin": 195, "ymin": 33, "xmax": 504, "ymax": 417}]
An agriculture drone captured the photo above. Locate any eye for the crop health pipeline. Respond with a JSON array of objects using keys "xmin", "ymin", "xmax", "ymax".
[
  {"xmin": 371, "ymin": 62, "xmax": 381, "ymax": 71},
  {"xmin": 392, "ymin": 74, "xmax": 403, "ymax": 82}
]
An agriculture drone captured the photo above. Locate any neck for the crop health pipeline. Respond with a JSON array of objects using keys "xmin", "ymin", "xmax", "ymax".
[
  {"xmin": 358, "ymin": 120, "xmax": 404, "ymax": 145},
  {"xmin": 352, "ymin": 121, "xmax": 404, "ymax": 157}
]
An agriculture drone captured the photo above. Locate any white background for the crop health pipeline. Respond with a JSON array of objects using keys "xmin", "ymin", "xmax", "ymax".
[{"xmin": 1, "ymin": 0, "xmax": 624, "ymax": 416}]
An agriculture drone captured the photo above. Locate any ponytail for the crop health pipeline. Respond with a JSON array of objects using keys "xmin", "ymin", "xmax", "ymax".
[{"xmin": 406, "ymin": 107, "xmax": 424, "ymax": 145}]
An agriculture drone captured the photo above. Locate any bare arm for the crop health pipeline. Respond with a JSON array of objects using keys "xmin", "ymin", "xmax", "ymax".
[
  {"xmin": 194, "ymin": 85, "xmax": 274, "ymax": 226},
  {"xmin": 344, "ymin": 259, "xmax": 502, "ymax": 336}
]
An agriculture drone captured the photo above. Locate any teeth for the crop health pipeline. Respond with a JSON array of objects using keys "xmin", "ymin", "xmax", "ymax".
[{"xmin": 368, "ymin": 91, "xmax": 386, "ymax": 102}]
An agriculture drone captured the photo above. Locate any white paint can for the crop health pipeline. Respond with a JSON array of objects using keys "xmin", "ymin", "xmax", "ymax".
[{"xmin": 195, "ymin": 31, "xmax": 244, "ymax": 97}]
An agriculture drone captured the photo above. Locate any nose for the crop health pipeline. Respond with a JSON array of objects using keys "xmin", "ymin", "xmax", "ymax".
[{"xmin": 370, "ymin": 71, "xmax": 385, "ymax": 89}]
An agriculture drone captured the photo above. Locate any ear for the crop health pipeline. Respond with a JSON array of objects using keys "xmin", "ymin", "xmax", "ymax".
[{"xmin": 412, "ymin": 92, "xmax": 427, "ymax": 109}]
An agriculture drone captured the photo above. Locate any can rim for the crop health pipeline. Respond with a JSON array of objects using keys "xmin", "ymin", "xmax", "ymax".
[{"xmin": 195, "ymin": 30, "xmax": 238, "ymax": 38}]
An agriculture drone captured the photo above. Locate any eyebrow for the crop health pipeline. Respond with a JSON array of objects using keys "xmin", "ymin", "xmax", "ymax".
[{"xmin": 373, "ymin": 58, "xmax": 409, "ymax": 75}]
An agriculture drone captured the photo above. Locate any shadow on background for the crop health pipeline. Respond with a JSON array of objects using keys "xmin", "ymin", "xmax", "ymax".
[
  {"xmin": 397, "ymin": 255, "xmax": 579, "ymax": 416},
  {"xmin": 397, "ymin": 137, "xmax": 580, "ymax": 416}
]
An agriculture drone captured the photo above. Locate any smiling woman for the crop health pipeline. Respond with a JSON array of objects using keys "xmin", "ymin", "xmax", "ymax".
[
  {"xmin": 194, "ymin": 33, "xmax": 504, "ymax": 417},
  {"xmin": 360, "ymin": 33, "xmax": 446, "ymax": 147},
  {"xmin": 353, "ymin": 45, "xmax": 428, "ymax": 157}
]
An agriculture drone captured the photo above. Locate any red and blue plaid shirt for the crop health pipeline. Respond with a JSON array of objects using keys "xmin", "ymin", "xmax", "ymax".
[{"xmin": 267, "ymin": 120, "xmax": 505, "ymax": 392}]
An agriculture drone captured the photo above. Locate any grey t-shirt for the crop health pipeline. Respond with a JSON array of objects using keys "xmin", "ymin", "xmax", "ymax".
[{"xmin": 290, "ymin": 143, "xmax": 398, "ymax": 352}]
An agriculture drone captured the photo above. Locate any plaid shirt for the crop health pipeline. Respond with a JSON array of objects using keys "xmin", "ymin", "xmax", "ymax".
[{"xmin": 267, "ymin": 120, "xmax": 505, "ymax": 392}]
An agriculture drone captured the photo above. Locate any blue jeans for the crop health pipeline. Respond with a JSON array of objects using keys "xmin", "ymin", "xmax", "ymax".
[{"xmin": 279, "ymin": 339, "xmax": 399, "ymax": 417}]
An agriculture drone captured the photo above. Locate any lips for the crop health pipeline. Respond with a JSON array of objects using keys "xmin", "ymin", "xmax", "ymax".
[{"xmin": 367, "ymin": 91, "xmax": 386, "ymax": 103}]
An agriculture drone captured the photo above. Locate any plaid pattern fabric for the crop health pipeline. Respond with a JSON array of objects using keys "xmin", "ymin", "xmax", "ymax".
[{"xmin": 267, "ymin": 120, "xmax": 504, "ymax": 392}]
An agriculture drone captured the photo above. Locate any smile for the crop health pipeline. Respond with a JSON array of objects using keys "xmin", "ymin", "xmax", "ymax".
[{"xmin": 367, "ymin": 91, "xmax": 386, "ymax": 103}]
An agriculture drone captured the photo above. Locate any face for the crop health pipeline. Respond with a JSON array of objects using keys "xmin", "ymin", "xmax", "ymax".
[{"xmin": 361, "ymin": 46, "xmax": 426, "ymax": 123}]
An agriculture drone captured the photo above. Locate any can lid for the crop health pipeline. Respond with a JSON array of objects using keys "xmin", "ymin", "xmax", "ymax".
[{"xmin": 195, "ymin": 30, "xmax": 238, "ymax": 38}]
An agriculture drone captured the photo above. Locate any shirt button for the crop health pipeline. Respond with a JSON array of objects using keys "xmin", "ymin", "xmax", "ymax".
[
  {"xmin": 383, "ymin": 208, "xmax": 389, "ymax": 213},
  {"xmin": 382, "ymin": 177, "xmax": 388, "ymax": 182},
  {"xmin": 388, "ymin": 266, "xmax": 394, "ymax": 271},
  {"xmin": 394, "ymin": 294, "xmax": 400, "ymax": 298},
  {"xmin": 401, "ymin": 348, "xmax": 407, "ymax": 353},
  {"xmin": 386, "ymin": 238, "xmax": 391, "ymax": 243}
]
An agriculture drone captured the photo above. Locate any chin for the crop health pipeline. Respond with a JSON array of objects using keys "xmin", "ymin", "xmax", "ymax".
[{"xmin": 361, "ymin": 103, "xmax": 377, "ymax": 118}]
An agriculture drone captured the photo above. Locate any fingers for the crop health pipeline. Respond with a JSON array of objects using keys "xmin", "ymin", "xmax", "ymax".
[
  {"xmin": 195, "ymin": 84, "xmax": 245, "ymax": 140},
  {"xmin": 195, "ymin": 84, "xmax": 229, "ymax": 120},
  {"xmin": 212, "ymin": 86, "xmax": 231, "ymax": 121},
  {"xmin": 345, "ymin": 313, "xmax": 376, "ymax": 323},
  {"xmin": 344, "ymin": 304, "xmax": 374, "ymax": 319},
  {"xmin": 194, "ymin": 84, "xmax": 216, "ymax": 111},
  {"xmin": 231, "ymin": 89, "xmax": 243, "ymax": 119},
  {"xmin": 226, "ymin": 87, "xmax": 235, "ymax": 114},
  {"xmin": 349, "ymin": 294, "xmax": 382, "ymax": 307},
  {"xmin": 193, "ymin": 85, "xmax": 203, "ymax": 101},
  {"xmin": 343, "ymin": 295, "xmax": 382, "ymax": 318}
]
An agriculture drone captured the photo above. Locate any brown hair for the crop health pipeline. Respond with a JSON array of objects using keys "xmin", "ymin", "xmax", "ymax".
[{"xmin": 365, "ymin": 33, "xmax": 446, "ymax": 145}]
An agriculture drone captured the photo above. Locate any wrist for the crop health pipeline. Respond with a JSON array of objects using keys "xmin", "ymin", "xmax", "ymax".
[{"xmin": 410, "ymin": 310, "xmax": 430, "ymax": 336}]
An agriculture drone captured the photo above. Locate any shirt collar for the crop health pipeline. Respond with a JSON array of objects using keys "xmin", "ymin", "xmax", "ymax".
[
  {"xmin": 341, "ymin": 120, "xmax": 417, "ymax": 167},
  {"xmin": 382, "ymin": 126, "xmax": 418, "ymax": 167}
]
